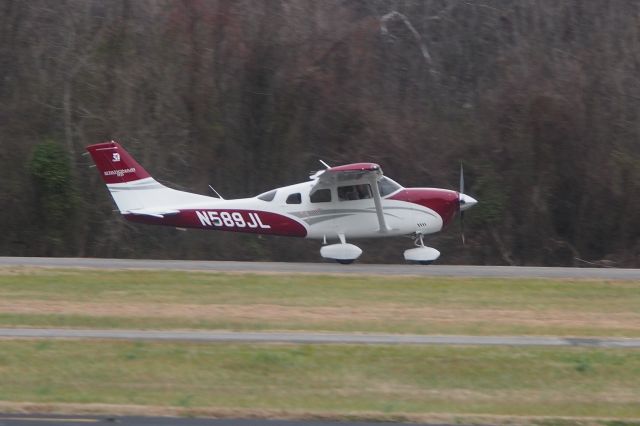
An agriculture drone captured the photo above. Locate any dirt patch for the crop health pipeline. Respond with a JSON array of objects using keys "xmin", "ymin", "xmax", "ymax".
[
  {"xmin": 1, "ymin": 300, "xmax": 639, "ymax": 330},
  {"xmin": 0, "ymin": 401, "xmax": 637, "ymax": 426}
]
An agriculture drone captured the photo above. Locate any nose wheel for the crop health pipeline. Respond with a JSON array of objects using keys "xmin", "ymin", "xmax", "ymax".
[{"xmin": 404, "ymin": 233, "xmax": 440, "ymax": 265}]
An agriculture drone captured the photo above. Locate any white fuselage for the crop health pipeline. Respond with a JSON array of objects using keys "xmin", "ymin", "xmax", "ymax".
[{"xmin": 132, "ymin": 179, "xmax": 444, "ymax": 241}]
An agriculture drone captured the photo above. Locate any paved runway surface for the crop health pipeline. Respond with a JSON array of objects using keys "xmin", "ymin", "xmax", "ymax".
[
  {"xmin": 0, "ymin": 416, "xmax": 443, "ymax": 426},
  {"xmin": 2, "ymin": 328, "xmax": 639, "ymax": 348},
  {"xmin": 1, "ymin": 257, "xmax": 639, "ymax": 279}
]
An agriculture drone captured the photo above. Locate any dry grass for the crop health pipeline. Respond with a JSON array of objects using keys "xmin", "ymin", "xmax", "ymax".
[
  {"xmin": 1, "ymin": 300, "xmax": 639, "ymax": 331},
  {"xmin": 1, "ymin": 402, "xmax": 639, "ymax": 426}
]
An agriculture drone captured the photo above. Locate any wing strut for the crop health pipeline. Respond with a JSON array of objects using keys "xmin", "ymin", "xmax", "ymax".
[{"xmin": 369, "ymin": 176, "xmax": 389, "ymax": 232}]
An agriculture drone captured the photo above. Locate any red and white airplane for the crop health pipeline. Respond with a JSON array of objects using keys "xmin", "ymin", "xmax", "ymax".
[{"xmin": 87, "ymin": 141, "xmax": 477, "ymax": 264}]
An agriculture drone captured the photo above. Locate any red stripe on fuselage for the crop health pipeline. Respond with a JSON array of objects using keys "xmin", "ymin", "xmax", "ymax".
[
  {"xmin": 124, "ymin": 209, "xmax": 307, "ymax": 237},
  {"xmin": 390, "ymin": 188, "xmax": 459, "ymax": 227}
]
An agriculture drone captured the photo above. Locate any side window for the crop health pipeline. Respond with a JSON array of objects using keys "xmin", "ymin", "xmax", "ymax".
[
  {"xmin": 310, "ymin": 188, "xmax": 331, "ymax": 203},
  {"xmin": 338, "ymin": 184, "xmax": 372, "ymax": 201},
  {"xmin": 257, "ymin": 190, "xmax": 277, "ymax": 202},
  {"xmin": 286, "ymin": 193, "xmax": 301, "ymax": 204}
]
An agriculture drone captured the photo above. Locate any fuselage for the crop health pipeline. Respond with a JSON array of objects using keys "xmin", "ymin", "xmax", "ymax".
[{"xmin": 123, "ymin": 177, "xmax": 461, "ymax": 241}]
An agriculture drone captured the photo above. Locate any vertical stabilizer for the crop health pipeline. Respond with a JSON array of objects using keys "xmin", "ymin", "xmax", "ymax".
[
  {"xmin": 86, "ymin": 140, "xmax": 151, "ymax": 184},
  {"xmin": 86, "ymin": 141, "xmax": 215, "ymax": 214}
]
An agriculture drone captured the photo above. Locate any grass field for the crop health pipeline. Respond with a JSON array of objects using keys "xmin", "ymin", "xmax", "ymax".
[
  {"xmin": 1, "ymin": 267, "xmax": 640, "ymax": 424},
  {"xmin": 0, "ymin": 340, "xmax": 639, "ymax": 421},
  {"xmin": 0, "ymin": 267, "xmax": 639, "ymax": 337}
]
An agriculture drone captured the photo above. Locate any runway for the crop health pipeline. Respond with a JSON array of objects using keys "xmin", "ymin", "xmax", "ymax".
[
  {"xmin": 1, "ymin": 328, "xmax": 639, "ymax": 348},
  {"xmin": 1, "ymin": 257, "xmax": 639, "ymax": 279}
]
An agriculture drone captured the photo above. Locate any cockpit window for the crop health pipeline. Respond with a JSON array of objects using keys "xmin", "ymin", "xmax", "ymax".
[
  {"xmin": 378, "ymin": 177, "xmax": 402, "ymax": 196},
  {"xmin": 338, "ymin": 184, "xmax": 372, "ymax": 201},
  {"xmin": 310, "ymin": 188, "xmax": 331, "ymax": 203},
  {"xmin": 257, "ymin": 190, "xmax": 277, "ymax": 202}
]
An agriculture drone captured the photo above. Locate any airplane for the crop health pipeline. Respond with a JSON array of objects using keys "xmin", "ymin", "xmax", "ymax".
[{"xmin": 86, "ymin": 141, "xmax": 477, "ymax": 264}]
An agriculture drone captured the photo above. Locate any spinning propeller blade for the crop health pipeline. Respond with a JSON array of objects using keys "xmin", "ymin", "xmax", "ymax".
[{"xmin": 459, "ymin": 163, "xmax": 465, "ymax": 245}]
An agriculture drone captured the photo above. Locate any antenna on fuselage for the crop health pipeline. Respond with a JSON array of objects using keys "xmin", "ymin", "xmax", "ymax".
[
  {"xmin": 310, "ymin": 160, "xmax": 332, "ymax": 180},
  {"xmin": 208, "ymin": 185, "xmax": 224, "ymax": 200}
]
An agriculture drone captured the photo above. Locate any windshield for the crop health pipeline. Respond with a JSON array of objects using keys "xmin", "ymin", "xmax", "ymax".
[{"xmin": 378, "ymin": 176, "xmax": 402, "ymax": 196}]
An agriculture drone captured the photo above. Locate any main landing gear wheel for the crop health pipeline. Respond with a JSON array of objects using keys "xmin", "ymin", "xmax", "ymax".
[
  {"xmin": 403, "ymin": 234, "xmax": 440, "ymax": 265},
  {"xmin": 320, "ymin": 234, "xmax": 362, "ymax": 265}
]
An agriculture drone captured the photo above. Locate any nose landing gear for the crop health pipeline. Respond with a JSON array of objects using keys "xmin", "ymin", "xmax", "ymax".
[{"xmin": 404, "ymin": 233, "xmax": 440, "ymax": 265}]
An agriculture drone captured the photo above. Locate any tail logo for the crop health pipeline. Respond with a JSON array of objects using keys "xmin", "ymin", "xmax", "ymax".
[
  {"xmin": 112, "ymin": 153, "xmax": 121, "ymax": 162},
  {"xmin": 104, "ymin": 167, "xmax": 136, "ymax": 177}
]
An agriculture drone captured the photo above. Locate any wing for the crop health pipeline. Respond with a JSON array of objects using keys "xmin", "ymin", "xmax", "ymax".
[
  {"xmin": 312, "ymin": 163, "xmax": 381, "ymax": 185},
  {"xmin": 312, "ymin": 163, "xmax": 389, "ymax": 232}
]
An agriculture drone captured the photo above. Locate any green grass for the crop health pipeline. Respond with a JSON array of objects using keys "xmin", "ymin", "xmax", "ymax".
[
  {"xmin": 1, "ymin": 268, "xmax": 637, "ymax": 308},
  {"xmin": 0, "ymin": 341, "xmax": 639, "ymax": 419},
  {"xmin": 1, "ymin": 268, "xmax": 639, "ymax": 423},
  {"xmin": 0, "ymin": 268, "xmax": 639, "ymax": 337}
]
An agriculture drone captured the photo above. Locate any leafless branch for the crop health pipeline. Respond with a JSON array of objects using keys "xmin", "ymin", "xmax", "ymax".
[{"xmin": 380, "ymin": 10, "xmax": 436, "ymax": 74}]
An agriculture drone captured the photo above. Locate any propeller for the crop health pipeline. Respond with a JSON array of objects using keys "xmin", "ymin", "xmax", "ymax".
[
  {"xmin": 459, "ymin": 163, "xmax": 466, "ymax": 245},
  {"xmin": 457, "ymin": 163, "xmax": 478, "ymax": 245}
]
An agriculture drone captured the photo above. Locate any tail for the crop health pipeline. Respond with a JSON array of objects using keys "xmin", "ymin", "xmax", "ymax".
[{"xmin": 86, "ymin": 141, "xmax": 213, "ymax": 216}]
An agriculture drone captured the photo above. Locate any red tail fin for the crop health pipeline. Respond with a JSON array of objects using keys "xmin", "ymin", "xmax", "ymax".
[{"xmin": 86, "ymin": 141, "xmax": 151, "ymax": 184}]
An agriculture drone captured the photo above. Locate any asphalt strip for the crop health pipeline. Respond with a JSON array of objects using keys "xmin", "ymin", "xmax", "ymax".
[
  {"xmin": 0, "ymin": 328, "xmax": 639, "ymax": 348},
  {"xmin": 1, "ymin": 257, "xmax": 639, "ymax": 279}
]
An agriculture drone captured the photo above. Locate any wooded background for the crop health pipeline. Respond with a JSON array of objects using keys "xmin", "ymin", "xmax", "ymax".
[{"xmin": 1, "ymin": 0, "xmax": 639, "ymax": 266}]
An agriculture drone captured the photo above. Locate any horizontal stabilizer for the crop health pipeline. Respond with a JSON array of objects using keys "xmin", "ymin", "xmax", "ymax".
[{"xmin": 124, "ymin": 209, "xmax": 180, "ymax": 218}]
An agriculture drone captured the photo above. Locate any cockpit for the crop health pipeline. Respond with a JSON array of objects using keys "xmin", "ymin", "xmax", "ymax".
[
  {"xmin": 256, "ymin": 176, "xmax": 402, "ymax": 203},
  {"xmin": 337, "ymin": 177, "xmax": 401, "ymax": 201},
  {"xmin": 338, "ymin": 184, "xmax": 372, "ymax": 201}
]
